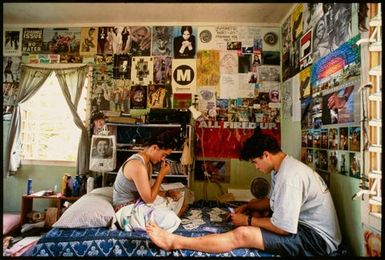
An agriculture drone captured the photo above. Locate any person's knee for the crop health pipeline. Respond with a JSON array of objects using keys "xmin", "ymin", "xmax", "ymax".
[{"xmin": 232, "ymin": 226, "xmax": 251, "ymax": 246}]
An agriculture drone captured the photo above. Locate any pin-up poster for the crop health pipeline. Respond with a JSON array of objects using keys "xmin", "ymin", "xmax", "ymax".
[
  {"xmin": 311, "ymin": 34, "xmax": 360, "ymax": 88},
  {"xmin": 173, "ymin": 93, "xmax": 192, "ymax": 109},
  {"xmin": 42, "ymin": 28, "xmax": 81, "ymax": 55},
  {"xmin": 130, "ymin": 84, "xmax": 147, "ymax": 109},
  {"xmin": 153, "ymin": 56, "xmax": 172, "ymax": 84},
  {"xmin": 302, "ymin": 3, "xmax": 323, "ymax": 33},
  {"xmin": 111, "ymin": 79, "xmax": 131, "ymax": 113},
  {"xmin": 152, "ymin": 26, "xmax": 173, "ymax": 57},
  {"xmin": 173, "ymin": 26, "xmax": 196, "ymax": 59},
  {"xmin": 197, "ymin": 27, "xmax": 216, "ymax": 50},
  {"xmin": 282, "ymin": 15, "xmax": 292, "ymax": 82},
  {"xmin": 194, "ymin": 120, "xmax": 280, "ymax": 158},
  {"xmin": 3, "ymin": 28, "xmax": 22, "ymax": 56},
  {"xmin": 147, "ymin": 84, "xmax": 171, "ymax": 109},
  {"xmin": 299, "ymin": 66, "xmax": 311, "ymax": 99},
  {"xmin": 22, "ymin": 28, "xmax": 43, "ymax": 54},
  {"xmin": 131, "ymin": 56, "xmax": 153, "ymax": 85},
  {"xmin": 172, "ymin": 58, "xmax": 196, "ymax": 94},
  {"xmin": 80, "ymin": 27, "xmax": 98, "ymax": 56},
  {"xmin": 3, "ymin": 56, "xmax": 21, "ymax": 83},
  {"xmin": 196, "ymin": 50, "xmax": 220, "ymax": 88},
  {"xmin": 363, "ymin": 225, "xmax": 381, "ymax": 257},
  {"xmin": 299, "ymin": 29, "xmax": 313, "ymax": 70},
  {"xmin": 291, "ymin": 4, "xmax": 304, "ymax": 41},
  {"xmin": 113, "ymin": 54, "xmax": 132, "ymax": 80}
]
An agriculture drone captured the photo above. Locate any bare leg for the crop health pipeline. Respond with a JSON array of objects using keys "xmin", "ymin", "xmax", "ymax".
[{"xmin": 146, "ymin": 222, "xmax": 265, "ymax": 253}]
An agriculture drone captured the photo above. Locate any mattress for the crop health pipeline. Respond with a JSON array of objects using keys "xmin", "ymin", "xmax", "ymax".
[{"xmin": 28, "ymin": 200, "xmax": 276, "ymax": 257}]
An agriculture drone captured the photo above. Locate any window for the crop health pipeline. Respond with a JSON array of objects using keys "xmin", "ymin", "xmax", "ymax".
[{"xmin": 18, "ymin": 72, "xmax": 87, "ymax": 165}]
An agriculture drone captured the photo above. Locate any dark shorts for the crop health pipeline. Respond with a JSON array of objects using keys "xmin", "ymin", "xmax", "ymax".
[{"xmin": 261, "ymin": 224, "xmax": 328, "ymax": 256}]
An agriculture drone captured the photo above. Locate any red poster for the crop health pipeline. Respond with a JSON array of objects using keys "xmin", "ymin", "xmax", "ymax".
[{"xmin": 194, "ymin": 121, "xmax": 280, "ymax": 158}]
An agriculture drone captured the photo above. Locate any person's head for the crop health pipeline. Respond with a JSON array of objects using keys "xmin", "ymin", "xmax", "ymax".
[
  {"xmin": 144, "ymin": 130, "xmax": 178, "ymax": 165},
  {"xmin": 181, "ymin": 26, "xmax": 193, "ymax": 40},
  {"xmin": 95, "ymin": 138, "xmax": 110, "ymax": 157},
  {"xmin": 91, "ymin": 111, "xmax": 106, "ymax": 130},
  {"xmin": 88, "ymin": 27, "xmax": 95, "ymax": 36},
  {"xmin": 133, "ymin": 89, "xmax": 144, "ymax": 102},
  {"xmin": 240, "ymin": 131, "xmax": 282, "ymax": 173},
  {"xmin": 315, "ymin": 19, "xmax": 326, "ymax": 39}
]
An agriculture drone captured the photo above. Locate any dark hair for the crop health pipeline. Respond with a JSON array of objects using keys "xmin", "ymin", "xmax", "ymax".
[
  {"xmin": 95, "ymin": 137, "xmax": 110, "ymax": 145},
  {"xmin": 145, "ymin": 130, "xmax": 178, "ymax": 150},
  {"xmin": 91, "ymin": 111, "xmax": 106, "ymax": 122},
  {"xmin": 239, "ymin": 131, "xmax": 281, "ymax": 161},
  {"xmin": 181, "ymin": 26, "xmax": 193, "ymax": 35}
]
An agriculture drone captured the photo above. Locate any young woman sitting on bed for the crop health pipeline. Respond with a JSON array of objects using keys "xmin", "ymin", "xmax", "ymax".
[{"xmin": 112, "ymin": 130, "xmax": 186, "ymax": 217}]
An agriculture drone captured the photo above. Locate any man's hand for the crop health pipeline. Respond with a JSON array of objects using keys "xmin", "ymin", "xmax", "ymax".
[
  {"xmin": 234, "ymin": 204, "xmax": 248, "ymax": 214},
  {"xmin": 230, "ymin": 213, "xmax": 248, "ymax": 226}
]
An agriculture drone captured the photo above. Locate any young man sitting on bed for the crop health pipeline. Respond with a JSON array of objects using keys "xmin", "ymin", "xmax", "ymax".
[
  {"xmin": 112, "ymin": 130, "xmax": 186, "ymax": 217},
  {"xmin": 146, "ymin": 131, "xmax": 342, "ymax": 256}
]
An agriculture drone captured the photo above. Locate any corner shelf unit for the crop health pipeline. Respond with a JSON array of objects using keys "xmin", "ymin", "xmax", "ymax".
[{"xmin": 103, "ymin": 122, "xmax": 192, "ymax": 188}]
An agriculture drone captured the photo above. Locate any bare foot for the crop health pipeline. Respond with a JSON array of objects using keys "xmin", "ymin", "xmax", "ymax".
[{"xmin": 146, "ymin": 221, "xmax": 176, "ymax": 251}]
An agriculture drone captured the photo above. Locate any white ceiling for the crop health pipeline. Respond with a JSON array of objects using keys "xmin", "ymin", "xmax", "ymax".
[{"xmin": 3, "ymin": 3, "xmax": 294, "ymax": 27}]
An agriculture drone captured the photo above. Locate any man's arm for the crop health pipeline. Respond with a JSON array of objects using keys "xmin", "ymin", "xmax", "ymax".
[{"xmin": 231, "ymin": 213, "xmax": 289, "ymax": 235}]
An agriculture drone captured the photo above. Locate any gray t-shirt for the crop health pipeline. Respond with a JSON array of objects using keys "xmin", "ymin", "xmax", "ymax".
[
  {"xmin": 113, "ymin": 153, "xmax": 147, "ymax": 206},
  {"xmin": 269, "ymin": 155, "xmax": 341, "ymax": 254}
]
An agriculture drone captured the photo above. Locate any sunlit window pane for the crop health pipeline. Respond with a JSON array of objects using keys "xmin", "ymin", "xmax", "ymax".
[{"xmin": 19, "ymin": 72, "xmax": 86, "ymax": 162}]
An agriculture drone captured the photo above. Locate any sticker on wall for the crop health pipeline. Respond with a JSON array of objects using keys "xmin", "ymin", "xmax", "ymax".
[
  {"xmin": 172, "ymin": 58, "xmax": 196, "ymax": 94},
  {"xmin": 197, "ymin": 26, "xmax": 216, "ymax": 50}
]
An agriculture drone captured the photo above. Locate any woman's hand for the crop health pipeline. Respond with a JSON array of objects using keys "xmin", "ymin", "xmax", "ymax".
[{"xmin": 158, "ymin": 160, "xmax": 171, "ymax": 178}]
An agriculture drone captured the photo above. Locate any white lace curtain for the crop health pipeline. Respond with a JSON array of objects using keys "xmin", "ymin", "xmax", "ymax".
[{"xmin": 4, "ymin": 64, "xmax": 90, "ymax": 178}]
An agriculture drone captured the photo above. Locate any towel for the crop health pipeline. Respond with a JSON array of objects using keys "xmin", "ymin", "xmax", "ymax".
[{"xmin": 115, "ymin": 194, "xmax": 184, "ymax": 233}]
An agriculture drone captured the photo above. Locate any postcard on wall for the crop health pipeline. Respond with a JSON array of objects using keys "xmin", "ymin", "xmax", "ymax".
[
  {"xmin": 197, "ymin": 26, "xmax": 216, "ymax": 50},
  {"xmin": 194, "ymin": 159, "xmax": 230, "ymax": 183},
  {"xmin": 153, "ymin": 56, "xmax": 172, "ymax": 84},
  {"xmin": 299, "ymin": 66, "xmax": 311, "ymax": 99},
  {"xmin": 172, "ymin": 58, "xmax": 196, "ymax": 94},
  {"xmin": 214, "ymin": 26, "xmax": 240, "ymax": 50},
  {"xmin": 130, "ymin": 26, "xmax": 152, "ymax": 56},
  {"xmin": 97, "ymin": 27, "xmax": 114, "ymax": 54},
  {"xmin": 111, "ymin": 79, "xmax": 131, "ymax": 113},
  {"xmin": 131, "ymin": 56, "xmax": 153, "ymax": 85},
  {"xmin": 22, "ymin": 28, "xmax": 43, "ymax": 54},
  {"xmin": 79, "ymin": 27, "xmax": 98, "ymax": 56},
  {"xmin": 3, "ymin": 28, "xmax": 22, "ymax": 56},
  {"xmin": 196, "ymin": 50, "xmax": 220, "ymax": 88},
  {"xmin": 42, "ymin": 27, "xmax": 81, "ymax": 55},
  {"xmin": 349, "ymin": 152, "xmax": 360, "ymax": 179},
  {"xmin": 152, "ymin": 26, "xmax": 174, "ymax": 57},
  {"xmin": 349, "ymin": 126, "xmax": 360, "ymax": 151},
  {"xmin": 258, "ymin": 66, "xmax": 281, "ymax": 82}
]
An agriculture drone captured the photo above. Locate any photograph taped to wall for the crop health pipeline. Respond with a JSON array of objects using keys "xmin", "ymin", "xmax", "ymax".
[
  {"xmin": 130, "ymin": 84, "xmax": 147, "ymax": 109},
  {"xmin": 349, "ymin": 152, "xmax": 360, "ymax": 179},
  {"xmin": 338, "ymin": 151, "xmax": 349, "ymax": 176},
  {"xmin": 3, "ymin": 56, "xmax": 21, "ymax": 83},
  {"xmin": 328, "ymin": 150, "xmax": 339, "ymax": 173},
  {"xmin": 194, "ymin": 158, "xmax": 230, "ymax": 183},
  {"xmin": 89, "ymin": 135, "xmax": 116, "ymax": 172},
  {"xmin": 349, "ymin": 126, "xmax": 360, "ymax": 152},
  {"xmin": 363, "ymin": 225, "xmax": 381, "ymax": 257},
  {"xmin": 3, "ymin": 28, "xmax": 22, "ymax": 56},
  {"xmin": 153, "ymin": 56, "xmax": 172, "ymax": 84},
  {"xmin": 79, "ymin": 27, "xmax": 98, "ymax": 56}
]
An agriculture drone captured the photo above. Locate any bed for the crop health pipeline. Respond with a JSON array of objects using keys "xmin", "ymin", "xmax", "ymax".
[{"xmin": 24, "ymin": 189, "xmax": 276, "ymax": 257}]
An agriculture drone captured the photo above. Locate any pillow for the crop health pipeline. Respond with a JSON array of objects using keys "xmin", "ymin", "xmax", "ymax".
[
  {"xmin": 53, "ymin": 191, "xmax": 115, "ymax": 229},
  {"xmin": 89, "ymin": 186, "xmax": 113, "ymax": 201},
  {"xmin": 3, "ymin": 213, "xmax": 21, "ymax": 235}
]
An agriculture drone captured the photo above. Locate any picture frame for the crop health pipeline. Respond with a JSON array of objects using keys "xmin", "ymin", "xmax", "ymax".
[
  {"xmin": 89, "ymin": 135, "xmax": 116, "ymax": 172},
  {"xmin": 3, "ymin": 28, "xmax": 22, "ymax": 56}
]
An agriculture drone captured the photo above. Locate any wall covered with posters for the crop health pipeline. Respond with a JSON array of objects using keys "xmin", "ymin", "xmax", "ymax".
[
  {"xmin": 3, "ymin": 25, "xmax": 282, "ymax": 160},
  {"xmin": 281, "ymin": 3, "xmax": 366, "ymax": 256}
]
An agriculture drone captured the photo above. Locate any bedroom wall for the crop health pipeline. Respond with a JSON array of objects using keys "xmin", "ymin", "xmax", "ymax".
[{"xmin": 3, "ymin": 4, "xmax": 365, "ymax": 256}]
